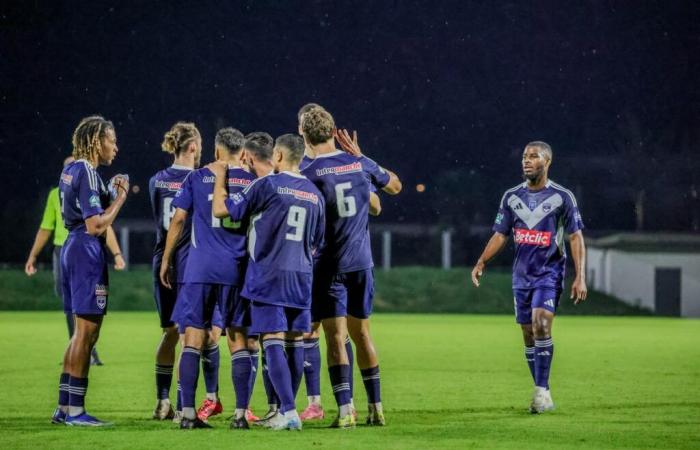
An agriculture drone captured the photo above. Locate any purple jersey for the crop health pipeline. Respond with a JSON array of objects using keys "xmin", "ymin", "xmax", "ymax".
[
  {"xmin": 59, "ymin": 159, "xmax": 111, "ymax": 234},
  {"xmin": 149, "ymin": 165, "xmax": 193, "ymax": 255},
  {"xmin": 173, "ymin": 166, "xmax": 255, "ymax": 285},
  {"xmin": 492, "ymin": 180, "xmax": 584, "ymax": 289},
  {"xmin": 225, "ymin": 172, "xmax": 325, "ymax": 309},
  {"xmin": 301, "ymin": 151, "xmax": 390, "ymax": 273}
]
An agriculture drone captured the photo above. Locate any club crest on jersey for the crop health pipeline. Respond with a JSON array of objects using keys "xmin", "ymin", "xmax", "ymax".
[
  {"xmin": 61, "ymin": 173, "xmax": 73, "ymax": 185},
  {"xmin": 528, "ymin": 200, "xmax": 538, "ymax": 210},
  {"xmin": 231, "ymin": 192, "xmax": 245, "ymax": 204},
  {"xmin": 514, "ymin": 228, "xmax": 551, "ymax": 246},
  {"xmin": 542, "ymin": 203, "xmax": 552, "ymax": 213},
  {"xmin": 95, "ymin": 284, "xmax": 108, "ymax": 309},
  {"xmin": 89, "ymin": 195, "xmax": 100, "ymax": 208},
  {"xmin": 495, "ymin": 212, "xmax": 504, "ymax": 224}
]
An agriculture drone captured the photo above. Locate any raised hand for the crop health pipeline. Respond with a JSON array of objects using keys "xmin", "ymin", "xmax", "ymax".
[{"xmin": 335, "ymin": 128, "xmax": 363, "ymax": 157}]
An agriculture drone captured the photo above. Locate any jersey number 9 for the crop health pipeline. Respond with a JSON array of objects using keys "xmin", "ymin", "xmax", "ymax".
[{"xmin": 286, "ymin": 205, "xmax": 307, "ymax": 242}]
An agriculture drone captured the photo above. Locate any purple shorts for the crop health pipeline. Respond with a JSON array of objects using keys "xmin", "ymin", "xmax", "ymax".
[
  {"xmin": 513, "ymin": 288, "xmax": 561, "ymax": 324},
  {"xmin": 312, "ymin": 268, "xmax": 374, "ymax": 322},
  {"xmin": 249, "ymin": 301, "xmax": 310, "ymax": 334},
  {"xmin": 173, "ymin": 283, "xmax": 244, "ymax": 331},
  {"xmin": 61, "ymin": 233, "xmax": 109, "ymax": 316},
  {"xmin": 152, "ymin": 250, "xmax": 188, "ymax": 329}
]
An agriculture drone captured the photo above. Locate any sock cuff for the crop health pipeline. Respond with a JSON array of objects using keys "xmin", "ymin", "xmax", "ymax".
[
  {"xmin": 535, "ymin": 338, "xmax": 553, "ymax": 347},
  {"xmin": 182, "ymin": 346, "xmax": 201, "ymax": 356},
  {"xmin": 344, "ymin": 336, "xmax": 351, "ymax": 345},
  {"xmin": 284, "ymin": 340, "xmax": 304, "ymax": 348},
  {"xmin": 203, "ymin": 343, "xmax": 219, "ymax": 353},
  {"xmin": 360, "ymin": 366, "xmax": 380, "ymax": 378},
  {"xmin": 249, "ymin": 349, "xmax": 259, "ymax": 356},
  {"xmin": 262, "ymin": 338, "xmax": 285, "ymax": 350},
  {"xmin": 303, "ymin": 338, "xmax": 319, "ymax": 348},
  {"xmin": 155, "ymin": 364, "xmax": 174, "ymax": 374},
  {"xmin": 525, "ymin": 346, "xmax": 535, "ymax": 354},
  {"xmin": 231, "ymin": 349, "xmax": 251, "ymax": 361}
]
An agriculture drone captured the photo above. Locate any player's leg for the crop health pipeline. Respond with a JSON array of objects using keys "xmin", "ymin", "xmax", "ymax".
[
  {"xmin": 245, "ymin": 335, "xmax": 260, "ymax": 422},
  {"xmin": 316, "ymin": 273, "xmax": 354, "ymax": 427},
  {"xmin": 65, "ymin": 314, "xmax": 107, "ymax": 426},
  {"xmin": 177, "ymin": 283, "xmax": 213, "ymax": 429},
  {"xmin": 346, "ymin": 269, "xmax": 382, "ymax": 424},
  {"xmin": 513, "ymin": 289, "xmax": 538, "ymax": 383},
  {"xmin": 226, "ymin": 286, "xmax": 252, "ymax": 428},
  {"xmin": 227, "ymin": 326, "xmax": 250, "ymax": 428},
  {"xmin": 258, "ymin": 339, "xmax": 280, "ymax": 424},
  {"xmin": 285, "ymin": 337, "xmax": 305, "ymax": 399},
  {"xmin": 153, "ymin": 270, "xmax": 179, "ymax": 419},
  {"xmin": 321, "ymin": 316, "xmax": 354, "ymax": 427},
  {"xmin": 64, "ymin": 239, "xmax": 111, "ymax": 427},
  {"xmin": 197, "ymin": 326, "xmax": 223, "ymax": 421},
  {"xmin": 300, "ymin": 322, "xmax": 324, "ymax": 420},
  {"xmin": 529, "ymin": 288, "xmax": 559, "ymax": 413},
  {"xmin": 52, "ymin": 248, "xmax": 73, "ymax": 424},
  {"xmin": 251, "ymin": 302, "xmax": 302, "ymax": 431}
]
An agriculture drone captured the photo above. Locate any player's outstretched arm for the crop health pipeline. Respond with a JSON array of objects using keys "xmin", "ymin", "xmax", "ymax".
[
  {"xmin": 471, "ymin": 232, "xmax": 508, "ymax": 287},
  {"xmin": 160, "ymin": 208, "xmax": 187, "ymax": 289},
  {"xmin": 106, "ymin": 226, "xmax": 126, "ymax": 270},
  {"xmin": 569, "ymin": 230, "xmax": 588, "ymax": 304},
  {"xmin": 369, "ymin": 192, "xmax": 382, "ymax": 216},
  {"xmin": 336, "ymin": 128, "xmax": 402, "ymax": 195},
  {"xmin": 85, "ymin": 175, "xmax": 129, "ymax": 236}
]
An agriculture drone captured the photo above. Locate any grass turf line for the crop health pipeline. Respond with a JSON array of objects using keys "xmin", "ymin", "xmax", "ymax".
[
  {"xmin": 0, "ymin": 312, "xmax": 697, "ymax": 449},
  {"xmin": 0, "ymin": 267, "xmax": 649, "ymax": 315}
]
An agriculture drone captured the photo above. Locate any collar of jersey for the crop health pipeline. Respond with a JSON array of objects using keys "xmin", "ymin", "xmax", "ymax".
[
  {"xmin": 227, "ymin": 164, "xmax": 242, "ymax": 170},
  {"xmin": 314, "ymin": 149, "xmax": 344, "ymax": 159},
  {"xmin": 281, "ymin": 171, "xmax": 305, "ymax": 178},
  {"xmin": 75, "ymin": 158, "xmax": 94, "ymax": 169},
  {"xmin": 171, "ymin": 164, "xmax": 192, "ymax": 171},
  {"xmin": 524, "ymin": 180, "xmax": 552, "ymax": 191}
]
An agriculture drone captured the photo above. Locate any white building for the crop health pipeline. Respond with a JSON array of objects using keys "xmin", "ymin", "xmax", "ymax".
[{"xmin": 587, "ymin": 233, "xmax": 700, "ymax": 317}]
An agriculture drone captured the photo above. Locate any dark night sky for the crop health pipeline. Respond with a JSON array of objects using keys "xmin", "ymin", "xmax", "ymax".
[{"xmin": 1, "ymin": 1, "xmax": 699, "ymax": 262}]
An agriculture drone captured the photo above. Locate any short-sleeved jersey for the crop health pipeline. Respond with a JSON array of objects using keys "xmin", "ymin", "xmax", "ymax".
[
  {"xmin": 149, "ymin": 165, "xmax": 193, "ymax": 256},
  {"xmin": 492, "ymin": 180, "xmax": 584, "ymax": 289},
  {"xmin": 173, "ymin": 166, "xmax": 255, "ymax": 285},
  {"xmin": 225, "ymin": 172, "xmax": 325, "ymax": 309},
  {"xmin": 59, "ymin": 159, "xmax": 111, "ymax": 235},
  {"xmin": 40, "ymin": 187, "xmax": 69, "ymax": 246},
  {"xmin": 301, "ymin": 150, "xmax": 389, "ymax": 273}
]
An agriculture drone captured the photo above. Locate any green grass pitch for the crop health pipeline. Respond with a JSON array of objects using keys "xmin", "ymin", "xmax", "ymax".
[{"xmin": 1, "ymin": 312, "xmax": 698, "ymax": 449}]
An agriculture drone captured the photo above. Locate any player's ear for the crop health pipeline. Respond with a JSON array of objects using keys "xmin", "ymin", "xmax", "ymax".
[{"xmin": 214, "ymin": 146, "xmax": 220, "ymax": 161}]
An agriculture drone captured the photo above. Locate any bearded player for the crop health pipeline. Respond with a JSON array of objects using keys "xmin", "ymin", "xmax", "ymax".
[{"xmin": 471, "ymin": 141, "xmax": 587, "ymax": 413}]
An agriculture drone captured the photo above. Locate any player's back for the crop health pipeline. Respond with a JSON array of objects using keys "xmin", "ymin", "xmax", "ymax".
[
  {"xmin": 149, "ymin": 165, "xmax": 192, "ymax": 255},
  {"xmin": 59, "ymin": 159, "xmax": 110, "ymax": 234},
  {"xmin": 302, "ymin": 151, "xmax": 387, "ymax": 273},
  {"xmin": 241, "ymin": 172, "xmax": 324, "ymax": 308},
  {"xmin": 175, "ymin": 166, "xmax": 255, "ymax": 285}
]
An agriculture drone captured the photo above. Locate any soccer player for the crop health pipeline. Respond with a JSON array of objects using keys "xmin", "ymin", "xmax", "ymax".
[
  {"xmin": 240, "ymin": 132, "xmax": 280, "ymax": 423},
  {"xmin": 26, "ymin": 156, "xmax": 124, "ymax": 366},
  {"xmin": 161, "ymin": 127, "xmax": 256, "ymax": 429},
  {"xmin": 211, "ymin": 133, "xmax": 325, "ymax": 431},
  {"xmin": 52, "ymin": 116, "xmax": 129, "ymax": 426},
  {"xmin": 300, "ymin": 108, "xmax": 402, "ymax": 427},
  {"xmin": 471, "ymin": 141, "xmax": 587, "ymax": 413},
  {"xmin": 295, "ymin": 103, "xmax": 380, "ymax": 421},
  {"xmin": 149, "ymin": 122, "xmax": 201, "ymax": 420}
]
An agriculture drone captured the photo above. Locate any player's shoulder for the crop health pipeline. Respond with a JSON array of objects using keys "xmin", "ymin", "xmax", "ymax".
[
  {"xmin": 499, "ymin": 182, "xmax": 526, "ymax": 204},
  {"xmin": 547, "ymin": 180, "xmax": 578, "ymax": 206}
]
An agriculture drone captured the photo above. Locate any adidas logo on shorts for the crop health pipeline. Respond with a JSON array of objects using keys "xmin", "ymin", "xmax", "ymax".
[{"xmin": 544, "ymin": 299, "xmax": 555, "ymax": 308}]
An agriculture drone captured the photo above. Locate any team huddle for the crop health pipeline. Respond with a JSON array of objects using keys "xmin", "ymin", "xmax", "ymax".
[{"xmin": 49, "ymin": 104, "xmax": 587, "ymax": 430}]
